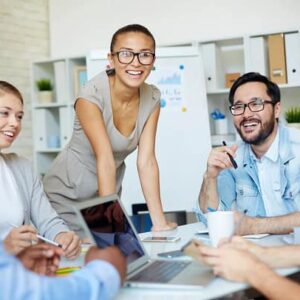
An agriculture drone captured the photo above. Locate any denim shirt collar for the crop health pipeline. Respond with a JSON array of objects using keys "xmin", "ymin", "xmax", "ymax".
[{"xmin": 242, "ymin": 123, "xmax": 294, "ymax": 167}]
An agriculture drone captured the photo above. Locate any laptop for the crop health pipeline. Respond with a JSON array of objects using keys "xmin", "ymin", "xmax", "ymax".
[{"xmin": 72, "ymin": 194, "xmax": 214, "ymax": 289}]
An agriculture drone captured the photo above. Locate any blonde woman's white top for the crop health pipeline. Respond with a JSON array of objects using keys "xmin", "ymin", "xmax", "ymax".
[{"xmin": 0, "ymin": 154, "xmax": 24, "ymax": 239}]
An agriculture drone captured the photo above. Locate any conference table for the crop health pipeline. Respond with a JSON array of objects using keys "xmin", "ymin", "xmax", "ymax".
[{"xmin": 63, "ymin": 222, "xmax": 299, "ymax": 300}]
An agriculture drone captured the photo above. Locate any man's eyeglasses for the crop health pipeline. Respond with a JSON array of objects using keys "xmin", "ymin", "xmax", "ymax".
[
  {"xmin": 112, "ymin": 50, "xmax": 155, "ymax": 65},
  {"xmin": 229, "ymin": 98, "xmax": 274, "ymax": 116}
]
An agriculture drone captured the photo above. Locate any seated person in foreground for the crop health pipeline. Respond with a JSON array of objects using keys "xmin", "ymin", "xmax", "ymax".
[
  {"xmin": 1, "ymin": 241, "xmax": 126, "ymax": 300},
  {"xmin": 196, "ymin": 72, "xmax": 300, "ymax": 235},
  {"xmin": 185, "ymin": 237, "xmax": 300, "ymax": 300},
  {"xmin": 0, "ymin": 81, "xmax": 80, "ymax": 257}
]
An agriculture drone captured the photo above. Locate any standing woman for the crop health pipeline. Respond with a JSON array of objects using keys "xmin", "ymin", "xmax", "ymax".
[
  {"xmin": 43, "ymin": 24, "xmax": 177, "ymax": 235},
  {"xmin": 0, "ymin": 81, "xmax": 80, "ymax": 257}
]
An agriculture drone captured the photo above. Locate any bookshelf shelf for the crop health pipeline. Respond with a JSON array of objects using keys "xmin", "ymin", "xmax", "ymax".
[{"xmin": 31, "ymin": 56, "xmax": 86, "ymax": 175}]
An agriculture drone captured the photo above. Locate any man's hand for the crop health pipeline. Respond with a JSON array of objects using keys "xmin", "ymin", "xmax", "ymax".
[
  {"xmin": 208, "ymin": 246, "xmax": 262, "ymax": 282},
  {"xmin": 16, "ymin": 243, "xmax": 63, "ymax": 276},
  {"xmin": 206, "ymin": 144, "xmax": 238, "ymax": 178},
  {"xmin": 55, "ymin": 231, "xmax": 81, "ymax": 259},
  {"xmin": 4, "ymin": 225, "xmax": 38, "ymax": 255},
  {"xmin": 187, "ymin": 239, "xmax": 263, "ymax": 282},
  {"xmin": 234, "ymin": 211, "xmax": 258, "ymax": 235},
  {"xmin": 85, "ymin": 246, "xmax": 126, "ymax": 283}
]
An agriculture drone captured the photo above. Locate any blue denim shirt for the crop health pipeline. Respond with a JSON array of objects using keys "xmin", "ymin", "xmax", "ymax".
[
  {"xmin": 196, "ymin": 124, "xmax": 300, "ymax": 222},
  {"xmin": 0, "ymin": 242, "xmax": 120, "ymax": 300}
]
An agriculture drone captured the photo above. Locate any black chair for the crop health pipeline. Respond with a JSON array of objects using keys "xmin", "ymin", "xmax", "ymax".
[
  {"xmin": 130, "ymin": 203, "xmax": 187, "ymax": 233},
  {"xmin": 130, "ymin": 203, "xmax": 152, "ymax": 233}
]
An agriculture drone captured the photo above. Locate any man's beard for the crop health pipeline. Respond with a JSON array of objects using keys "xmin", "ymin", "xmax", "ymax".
[{"xmin": 235, "ymin": 116, "xmax": 276, "ymax": 145}]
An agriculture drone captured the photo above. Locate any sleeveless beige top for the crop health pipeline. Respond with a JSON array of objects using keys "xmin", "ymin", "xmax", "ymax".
[{"xmin": 43, "ymin": 71, "xmax": 160, "ymax": 232}]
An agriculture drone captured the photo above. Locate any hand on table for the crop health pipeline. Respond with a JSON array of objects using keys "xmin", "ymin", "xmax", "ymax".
[
  {"xmin": 184, "ymin": 237, "xmax": 264, "ymax": 283},
  {"xmin": 204, "ymin": 245, "xmax": 261, "ymax": 282},
  {"xmin": 16, "ymin": 243, "xmax": 63, "ymax": 276},
  {"xmin": 152, "ymin": 221, "xmax": 177, "ymax": 232},
  {"xmin": 55, "ymin": 231, "xmax": 81, "ymax": 259},
  {"xmin": 234, "ymin": 211, "xmax": 257, "ymax": 236}
]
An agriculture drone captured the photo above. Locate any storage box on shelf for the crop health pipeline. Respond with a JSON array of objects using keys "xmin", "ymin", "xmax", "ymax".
[
  {"xmin": 246, "ymin": 31, "xmax": 300, "ymax": 116},
  {"xmin": 31, "ymin": 56, "xmax": 86, "ymax": 176}
]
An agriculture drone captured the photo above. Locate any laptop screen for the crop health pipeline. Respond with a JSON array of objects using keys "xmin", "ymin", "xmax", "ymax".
[{"xmin": 79, "ymin": 199, "xmax": 145, "ymax": 264}]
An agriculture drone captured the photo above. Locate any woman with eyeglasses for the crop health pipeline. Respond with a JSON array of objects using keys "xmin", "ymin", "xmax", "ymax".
[{"xmin": 43, "ymin": 24, "xmax": 177, "ymax": 236}]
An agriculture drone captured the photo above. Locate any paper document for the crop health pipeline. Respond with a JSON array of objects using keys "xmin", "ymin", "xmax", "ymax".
[{"xmin": 242, "ymin": 234, "xmax": 269, "ymax": 239}]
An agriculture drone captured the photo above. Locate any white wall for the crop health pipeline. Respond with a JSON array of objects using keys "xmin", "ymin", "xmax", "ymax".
[
  {"xmin": 49, "ymin": 0, "xmax": 300, "ymax": 58},
  {"xmin": 0, "ymin": 0, "xmax": 49, "ymax": 158}
]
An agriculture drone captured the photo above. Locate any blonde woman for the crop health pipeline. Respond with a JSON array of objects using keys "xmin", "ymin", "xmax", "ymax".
[{"xmin": 0, "ymin": 81, "xmax": 80, "ymax": 258}]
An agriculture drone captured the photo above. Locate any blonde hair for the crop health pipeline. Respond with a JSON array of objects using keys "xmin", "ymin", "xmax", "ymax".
[{"xmin": 0, "ymin": 81, "xmax": 23, "ymax": 104}]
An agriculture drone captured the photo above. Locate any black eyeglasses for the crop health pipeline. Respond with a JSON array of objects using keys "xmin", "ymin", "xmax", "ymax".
[
  {"xmin": 112, "ymin": 50, "xmax": 155, "ymax": 65},
  {"xmin": 229, "ymin": 98, "xmax": 274, "ymax": 116}
]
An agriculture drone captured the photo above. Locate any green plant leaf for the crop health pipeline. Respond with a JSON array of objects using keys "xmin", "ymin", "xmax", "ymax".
[
  {"xmin": 36, "ymin": 78, "xmax": 52, "ymax": 91},
  {"xmin": 285, "ymin": 107, "xmax": 300, "ymax": 123}
]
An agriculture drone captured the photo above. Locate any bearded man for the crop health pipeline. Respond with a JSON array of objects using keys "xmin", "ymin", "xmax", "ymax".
[{"xmin": 196, "ymin": 72, "xmax": 300, "ymax": 235}]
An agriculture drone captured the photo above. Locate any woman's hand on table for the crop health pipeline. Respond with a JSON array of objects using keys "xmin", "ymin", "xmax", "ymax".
[
  {"xmin": 55, "ymin": 231, "xmax": 81, "ymax": 259},
  {"xmin": 152, "ymin": 221, "xmax": 178, "ymax": 232}
]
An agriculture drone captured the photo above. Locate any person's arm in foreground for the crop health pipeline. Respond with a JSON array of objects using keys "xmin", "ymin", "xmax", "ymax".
[
  {"xmin": 137, "ymin": 106, "xmax": 176, "ymax": 231},
  {"xmin": 16, "ymin": 243, "xmax": 62, "ymax": 275},
  {"xmin": 222, "ymin": 236, "xmax": 300, "ymax": 268},
  {"xmin": 76, "ymin": 99, "xmax": 116, "ymax": 196},
  {"xmin": 199, "ymin": 245, "xmax": 300, "ymax": 300},
  {"xmin": 1, "ymin": 244, "xmax": 125, "ymax": 300},
  {"xmin": 235, "ymin": 211, "xmax": 300, "ymax": 235},
  {"xmin": 198, "ymin": 144, "xmax": 237, "ymax": 213}
]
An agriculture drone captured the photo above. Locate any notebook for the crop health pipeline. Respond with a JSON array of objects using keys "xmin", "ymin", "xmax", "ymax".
[{"xmin": 72, "ymin": 194, "xmax": 214, "ymax": 289}]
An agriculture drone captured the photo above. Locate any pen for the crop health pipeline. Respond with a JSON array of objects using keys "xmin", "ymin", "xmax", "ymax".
[
  {"xmin": 56, "ymin": 267, "xmax": 80, "ymax": 275},
  {"xmin": 9, "ymin": 223, "xmax": 62, "ymax": 248},
  {"xmin": 207, "ymin": 207, "xmax": 217, "ymax": 212},
  {"xmin": 36, "ymin": 234, "xmax": 63, "ymax": 248},
  {"xmin": 222, "ymin": 141, "xmax": 238, "ymax": 169}
]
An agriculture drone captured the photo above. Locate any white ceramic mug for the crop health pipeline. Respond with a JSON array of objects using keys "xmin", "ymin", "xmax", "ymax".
[{"xmin": 207, "ymin": 211, "xmax": 235, "ymax": 247}]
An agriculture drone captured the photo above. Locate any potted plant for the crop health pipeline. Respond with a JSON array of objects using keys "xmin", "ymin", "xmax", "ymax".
[
  {"xmin": 285, "ymin": 107, "xmax": 300, "ymax": 129},
  {"xmin": 36, "ymin": 78, "xmax": 53, "ymax": 104}
]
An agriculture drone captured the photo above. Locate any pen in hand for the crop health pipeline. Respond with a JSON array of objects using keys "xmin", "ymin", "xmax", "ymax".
[
  {"xmin": 9, "ymin": 223, "xmax": 62, "ymax": 248},
  {"xmin": 222, "ymin": 141, "xmax": 238, "ymax": 169},
  {"xmin": 36, "ymin": 234, "xmax": 63, "ymax": 248}
]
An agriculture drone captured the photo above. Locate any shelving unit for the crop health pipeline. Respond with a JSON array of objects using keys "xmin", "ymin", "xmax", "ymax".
[
  {"xmin": 200, "ymin": 30, "xmax": 300, "ymax": 146},
  {"xmin": 31, "ymin": 56, "xmax": 86, "ymax": 176}
]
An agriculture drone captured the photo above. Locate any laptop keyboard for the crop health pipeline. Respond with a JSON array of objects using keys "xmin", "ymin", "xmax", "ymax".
[{"xmin": 129, "ymin": 260, "xmax": 191, "ymax": 283}]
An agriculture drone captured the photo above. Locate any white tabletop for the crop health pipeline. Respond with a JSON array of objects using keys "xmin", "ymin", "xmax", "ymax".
[
  {"xmin": 117, "ymin": 222, "xmax": 298, "ymax": 300},
  {"xmin": 62, "ymin": 222, "xmax": 299, "ymax": 300}
]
